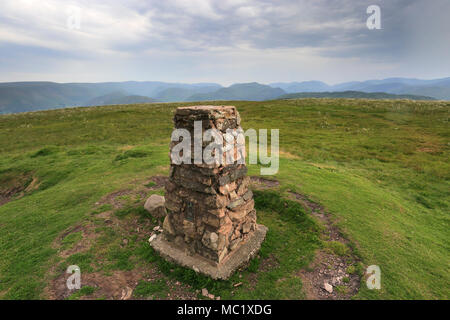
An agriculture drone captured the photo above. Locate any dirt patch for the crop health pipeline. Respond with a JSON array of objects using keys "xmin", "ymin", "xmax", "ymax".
[
  {"xmin": 97, "ymin": 189, "xmax": 133, "ymax": 210},
  {"xmin": 144, "ymin": 175, "xmax": 169, "ymax": 190},
  {"xmin": 279, "ymin": 150, "xmax": 301, "ymax": 159},
  {"xmin": 25, "ymin": 176, "xmax": 40, "ymax": 192},
  {"xmin": 416, "ymin": 141, "xmax": 442, "ymax": 154},
  {"xmin": 58, "ymin": 224, "xmax": 84, "ymax": 241},
  {"xmin": 46, "ymin": 262, "xmax": 198, "ymax": 300},
  {"xmin": 242, "ymin": 253, "xmax": 280, "ymax": 291},
  {"xmin": 117, "ymin": 145, "xmax": 135, "ymax": 151},
  {"xmin": 298, "ymin": 251, "xmax": 359, "ymax": 300},
  {"xmin": 0, "ymin": 189, "xmax": 21, "ymax": 206},
  {"xmin": 45, "ymin": 175, "xmax": 199, "ymax": 300},
  {"xmin": 250, "ymin": 176, "xmax": 280, "ymax": 189},
  {"xmin": 95, "ymin": 175, "xmax": 168, "ymax": 211},
  {"xmin": 288, "ymin": 190, "xmax": 361, "ymax": 299},
  {"xmin": 48, "ymin": 268, "xmax": 147, "ymax": 300},
  {"xmin": 93, "ymin": 181, "xmax": 161, "ymax": 237},
  {"xmin": 54, "ymin": 223, "xmax": 99, "ymax": 258},
  {"xmin": 0, "ymin": 172, "xmax": 37, "ymax": 206},
  {"xmin": 288, "ymin": 191, "xmax": 343, "ymax": 242},
  {"xmin": 258, "ymin": 254, "xmax": 280, "ymax": 272}
]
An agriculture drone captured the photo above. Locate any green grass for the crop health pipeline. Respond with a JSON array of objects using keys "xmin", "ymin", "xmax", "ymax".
[
  {"xmin": 0, "ymin": 99, "xmax": 448, "ymax": 299},
  {"xmin": 67, "ymin": 286, "xmax": 96, "ymax": 300},
  {"xmin": 323, "ymin": 241, "xmax": 350, "ymax": 257},
  {"xmin": 61, "ymin": 231, "xmax": 83, "ymax": 250},
  {"xmin": 134, "ymin": 279, "xmax": 169, "ymax": 299}
]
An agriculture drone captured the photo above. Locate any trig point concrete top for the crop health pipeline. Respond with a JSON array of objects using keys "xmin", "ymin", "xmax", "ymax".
[
  {"xmin": 150, "ymin": 105, "xmax": 267, "ymax": 280},
  {"xmin": 173, "ymin": 105, "xmax": 241, "ymax": 132}
]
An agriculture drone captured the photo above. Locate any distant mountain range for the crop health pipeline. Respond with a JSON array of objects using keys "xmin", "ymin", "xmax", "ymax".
[
  {"xmin": 279, "ymin": 91, "xmax": 436, "ymax": 100},
  {"xmin": 84, "ymin": 91, "xmax": 157, "ymax": 106},
  {"xmin": 0, "ymin": 77, "xmax": 449, "ymax": 114},
  {"xmin": 270, "ymin": 77, "xmax": 450, "ymax": 100},
  {"xmin": 187, "ymin": 82, "xmax": 284, "ymax": 101},
  {"xmin": 0, "ymin": 81, "xmax": 221, "ymax": 114}
]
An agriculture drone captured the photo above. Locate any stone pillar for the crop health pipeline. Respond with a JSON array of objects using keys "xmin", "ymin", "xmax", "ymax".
[{"xmin": 150, "ymin": 105, "xmax": 267, "ymax": 280}]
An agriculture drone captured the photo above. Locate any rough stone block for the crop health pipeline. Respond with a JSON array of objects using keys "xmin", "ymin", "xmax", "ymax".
[{"xmin": 149, "ymin": 105, "xmax": 267, "ymax": 278}]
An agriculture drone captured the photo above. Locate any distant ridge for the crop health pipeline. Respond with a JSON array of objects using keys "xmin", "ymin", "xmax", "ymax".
[
  {"xmin": 269, "ymin": 77, "xmax": 450, "ymax": 100},
  {"xmin": 278, "ymin": 91, "xmax": 436, "ymax": 101},
  {"xmin": 85, "ymin": 91, "xmax": 157, "ymax": 106},
  {"xmin": 1, "ymin": 77, "xmax": 449, "ymax": 114},
  {"xmin": 155, "ymin": 86, "xmax": 219, "ymax": 102},
  {"xmin": 270, "ymin": 81, "xmax": 330, "ymax": 93},
  {"xmin": 0, "ymin": 81, "xmax": 222, "ymax": 114},
  {"xmin": 186, "ymin": 82, "xmax": 285, "ymax": 101}
]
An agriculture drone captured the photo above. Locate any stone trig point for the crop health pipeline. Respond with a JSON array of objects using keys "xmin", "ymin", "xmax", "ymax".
[{"xmin": 150, "ymin": 105, "xmax": 268, "ymax": 279}]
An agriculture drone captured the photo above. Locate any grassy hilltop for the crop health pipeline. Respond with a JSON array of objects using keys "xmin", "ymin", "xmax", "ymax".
[{"xmin": 0, "ymin": 98, "xmax": 448, "ymax": 300}]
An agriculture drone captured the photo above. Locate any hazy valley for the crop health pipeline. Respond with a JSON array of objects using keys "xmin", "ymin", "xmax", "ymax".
[{"xmin": 1, "ymin": 77, "xmax": 450, "ymax": 114}]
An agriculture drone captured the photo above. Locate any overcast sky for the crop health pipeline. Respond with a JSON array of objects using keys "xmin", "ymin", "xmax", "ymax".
[{"xmin": 0, "ymin": 0, "xmax": 449, "ymax": 85}]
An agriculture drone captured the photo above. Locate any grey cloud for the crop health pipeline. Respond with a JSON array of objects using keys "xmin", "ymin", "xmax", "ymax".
[
  {"xmin": 0, "ymin": 0, "xmax": 448, "ymax": 83},
  {"xmin": 112, "ymin": 0, "xmax": 442, "ymax": 61}
]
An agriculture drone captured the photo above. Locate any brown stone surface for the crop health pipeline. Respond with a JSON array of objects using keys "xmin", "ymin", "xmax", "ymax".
[
  {"xmin": 150, "ymin": 224, "xmax": 268, "ymax": 280},
  {"xmin": 150, "ymin": 105, "xmax": 267, "ymax": 277}
]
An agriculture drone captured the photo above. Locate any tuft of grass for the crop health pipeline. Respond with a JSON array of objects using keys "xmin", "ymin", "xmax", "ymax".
[
  {"xmin": 65, "ymin": 252, "xmax": 94, "ymax": 273},
  {"xmin": 105, "ymin": 246, "xmax": 134, "ymax": 271},
  {"xmin": 335, "ymin": 285, "xmax": 349, "ymax": 295},
  {"xmin": 145, "ymin": 181, "xmax": 156, "ymax": 188},
  {"xmin": 30, "ymin": 147, "xmax": 58, "ymax": 158},
  {"xmin": 114, "ymin": 149, "xmax": 151, "ymax": 161},
  {"xmin": 323, "ymin": 241, "xmax": 350, "ymax": 256},
  {"xmin": 61, "ymin": 231, "xmax": 83, "ymax": 250},
  {"xmin": 91, "ymin": 203, "xmax": 113, "ymax": 215},
  {"xmin": 67, "ymin": 286, "xmax": 96, "ymax": 300},
  {"xmin": 346, "ymin": 265, "xmax": 356, "ymax": 275},
  {"xmin": 247, "ymin": 257, "xmax": 260, "ymax": 273},
  {"xmin": 114, "ymin": 206, "xmax": 148, "ymax": 219},
  {"xmin": 133, "ymin": 279, "xmax": 169, "ymax": 299}
]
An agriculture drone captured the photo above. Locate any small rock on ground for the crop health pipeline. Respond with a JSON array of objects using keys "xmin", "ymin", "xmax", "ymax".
[{"xmin": 144, "ymin": 195, "xmax": 166, "ymax": 218}]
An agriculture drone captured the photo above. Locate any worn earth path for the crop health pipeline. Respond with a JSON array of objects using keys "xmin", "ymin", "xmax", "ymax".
[{"xmin": 250, "ymin": 176, "xmax": 361, "ymax": 300}]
